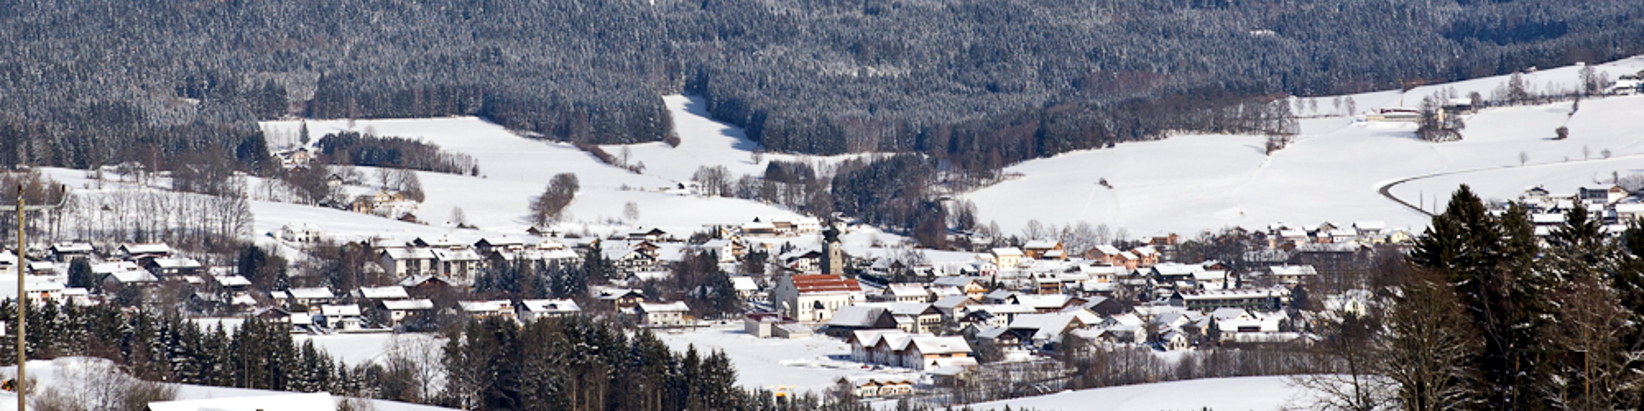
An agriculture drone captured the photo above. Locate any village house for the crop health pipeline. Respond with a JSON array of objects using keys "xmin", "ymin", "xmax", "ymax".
[
  {"xmin": 119, "ymin": 243, "xmax": 173, "ymax": 261},
  {"xmin": 631, "ymin": 301, "xmax": 690, "ymax": 327},
  {"xmin": 990, "ymin": 247, "xmax": 1024, "ymax": 269},
  {"xmin": 431, "ymin": 247, "xmax": 484, "ymax": 283},
  {"xmin": 878, "ymin": 283, "xmax": 933, "ymax": 303},
  {"xmin": 1269, "ymin": 265, "xmax": 1318, "ymax": 285},
  {"xmin": 49, "ymin": 242, "xmax": 94, "ymax": 262},
  {"xmin": 848, "ymin": 329, "xmax": 976, "ymax": 371},
  {"xmin": 281, "ymin": 287, "xmax": 336, "ymax": 311},
  {"xmin": 773, "ymin": 274, "xmax": 865, "ymax": 323},
  {"xmin": 459, "ymin": 300, "xmax": 517, "ymax": 321},
  {"xmin": 319, "ymin": 304, "xmax": 364, "ymax": 330},
  {"xmin": 278, "ymin": 223, "xmax": 324, "ymax": 243},
  {"xmin": 382, "ymin": 298, "xmax": 434, "ymax": 326},
  {"xmin": 701, "ymin": 239, "xmax": 744, "ymax": 263},
  {"xmin": 1021, "ymin": 240, "xmax": 1065, "ymax": 260},
  {"xmin": 380, "ymin": 247, "xmax": 436, "ymax": 278},
  {"xmin": 852, "ymin": 378, "xmax": 915, "ymax": 398},
  {"xmin": 471, "ymin": 237, "xmax": 526, "ymax": 257},
  {"xmin": 730, "ymin": 276, "xmax": 760, "ymax": 299},
  {"xmin": 1174, "ymin": 288, "xmax": 1286, "ymax": 311},
  {"xmin": 595, "ymin": 288, "xmax": 647, "ymax": 309},
  {"xmin": 354, "ymin": 285, "xmax": 411, "ymax": 302},
  {"xmin": 144, "ymin": 257, "xmax": 203, "ymax": 277},
  {"xmin": 520, "ymin": 298, "xmax": 582, "ymax": 322},
  {"xmin": 930, "ymin": 276, "xmax": 989, "ymax": 300}
]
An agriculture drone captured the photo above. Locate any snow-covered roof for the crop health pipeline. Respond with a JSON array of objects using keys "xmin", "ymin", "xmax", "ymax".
[
  {"xmin": 931, "ymin": 276, "xmax": 981, "ymax": 288},
  {"xmin": 356, "ymin": 285, "xmax": 410, "ymax": 300},
  {"xmin": 911, "ymin": 336, "xmax": 972, "ymax": 355},
  {"xmin": 383, "ymin": 247, "xmax": 437, "ymax": 260},
  {"xmin": 460, "ymin": 300, "xmax": 512, "ymax": 312},
  {"xmin": 521, "ymin": 298, "xmax": 581, "ymax": 313},
  {"xmin": 383, "ymin": 299, "xmax": 435, "ymax": 311},
  {"xmin": 1092, "ymin": 245, "xmax": 1122, "ymax": 255},
  {"xmin": 320, "ymin": 304, "xmax": 361, "ymax": 317},
  {"xmin": 1023, "ymin": 240, "xmax": 1060, "ymax": 250},
  {"xmin": 638, "ymin": 301, "xmax": 689, "ymax": 313},
  {"xmin": 885, "ymin": 283, "xmax": 929, "ymax": 297},
  {"xmin": 933, "ymin": 295, "xmax": 973, "ymax": 309},
  {"xmin": 150, "ymin": 257, "xmax": 202, "ymax": 269},
  {"xmin": 829, "ymin": 305, "xmax": 889, "ymax": 328},
  {"xmin": 730, "ymin": 276, "xmax": 759, "ymax": 291},
  {"xmin": 991, "ymin": 247, "xmax": 1024, "ymax": 257},
  {"xmin": 106, "ymin": 270, "xmax": 158, "ymax": 284},
  {"xmin": 286, "ymin": 287, "xmax": 335, "ymax": 300},
  {"xmin": 121, "ymin": 243, "xmax": 172, "ymax": 255},
  {"xmin": 215, "ymin": 275, "xmax": 252, "ymax": 287},
  {"xmin": 1269, "ymin": 265, "xmax": 1318, "ymax": 276},
  {"xmin": 50, "ymin": 242, "xmax": 93, "ymax": 253},
  {"xmin": 431, "ymin": 248, "xmax": 483, "ymax": 262}
]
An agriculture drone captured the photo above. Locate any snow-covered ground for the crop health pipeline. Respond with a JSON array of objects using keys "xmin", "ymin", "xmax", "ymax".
[
  {"xmin": 0, "ymin": 357, "xmax": 455, "ymax": 411},
  {"xmin": 259, "ymin": 102, "xmax": 809, "ymax": 243},
  {"xmin": 969, "ymin": 376, "xmax": 1313, "ymax": 411},
  {"xmin": 655, "ymin": 325, "xmax": 919, "ymax": 395},
  {"xmin": 969, "ymin": 56, "xmax": 1644, "ymax": 237}
]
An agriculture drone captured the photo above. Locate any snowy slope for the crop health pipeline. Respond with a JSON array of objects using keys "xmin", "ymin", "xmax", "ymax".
[
  {"xmin": 969, "ymin": 376, "xmax": 1313, "ymax": 411},
  {"xmin": 968, "ymin": 56, "xmax": 1644, "ymax": 238},
  {"xmin": 0, "ymin": 357, "xmax": 454, "ymax": 411},
  {"xmin": 259, "ymin": 114, "xmax": 806, "ymax": 240}
]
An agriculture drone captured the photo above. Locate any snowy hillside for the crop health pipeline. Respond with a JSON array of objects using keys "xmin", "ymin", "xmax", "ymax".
[
  {"xmin": 967, "ymin": 56, "xmax": 1644, "ymax": 237},
  {"xmin": 969, "ymin": 376, "xmax": 1313, "ymax": 411},
  {"xmin": 0, "ymin": 357, "xmax": 454, "ymax": 411},
  {"xmin": 260, "ymin": 110, "xmax": 807, "ymax": 241}
]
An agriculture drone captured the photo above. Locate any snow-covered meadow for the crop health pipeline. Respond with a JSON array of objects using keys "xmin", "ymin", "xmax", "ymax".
[
  {"xmin": 0, "ymin": 357, "xmax": 455, "ymax": 411},
  {"xmin": 968, "ymin": 376, "xmax": 1312, "ymax": 411},
  {"xmin": 968, "ymin": 56, "xmax": 1644, "ymax": 237},
  {"xmin": 655, "ymin": 325, "xmax": 921, "ymax": 395}
]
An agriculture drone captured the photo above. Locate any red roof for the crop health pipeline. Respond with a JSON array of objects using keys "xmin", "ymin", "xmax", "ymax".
[{"xmin": 791, "ymin": 274, "xmax": 862, "ymax": 294}]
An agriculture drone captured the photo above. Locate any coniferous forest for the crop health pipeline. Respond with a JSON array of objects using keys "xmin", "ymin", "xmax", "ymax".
[{"xmin": 2, "ymin": 0, "xmax": 1642, "ymax": 180}]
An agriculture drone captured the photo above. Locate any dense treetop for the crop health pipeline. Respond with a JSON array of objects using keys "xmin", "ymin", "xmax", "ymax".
[{"xmin": 1, "ymin": 0, "xmax": 1639, "ymax": 173}]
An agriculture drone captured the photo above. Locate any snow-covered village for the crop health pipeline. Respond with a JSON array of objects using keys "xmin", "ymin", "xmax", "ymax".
[{"xmin": 7, "ymin": 3, "xmax": 1644, "ymax": 410}]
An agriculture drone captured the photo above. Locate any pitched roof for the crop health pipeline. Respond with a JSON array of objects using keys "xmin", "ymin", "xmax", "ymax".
[
  {"xmin": 638, "ymin": 301, "xmax": 689, "ymax": 313},
  {"xmin": 383, "ymin": 299, "xmax": 435, "ymax": 310},
  {"xmin": 459, "ymin": 300, "xmax": 512, "ymax": 312},
  {"xmin": 320, "ymin": 304, "xmax": 361, "ymax": 317},
  {"xmin": 829, "ymin": 305, "xmax": 890, "ymax": 327},
  {"xmin": 790, "ymin": 274, "xmax": 862, "ymax": 294},
  {"xmin": 521, "ymin": 298, "xmax": 581, "ymax": 313},
  {"xmin": 286, "ymin": 287, "xmax": 335, "ymax": 300},
  {"xmin": 910, "ymin": 336, "xmax": 972, "ymax": 355},
  {"xmin": 357, "ymin": 285, "xmax": 410, "ymax": 300}
]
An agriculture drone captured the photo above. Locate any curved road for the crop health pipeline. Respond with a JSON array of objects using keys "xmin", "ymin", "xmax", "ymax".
[{"xmin": 1377, "ymin": 152, "xmax": 1644, "ymax": 217}]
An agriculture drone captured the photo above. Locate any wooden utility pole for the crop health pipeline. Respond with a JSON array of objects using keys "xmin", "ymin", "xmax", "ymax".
[{"xmin": 14, "ymin": 185, "xmax": 23, "ymax": 411}]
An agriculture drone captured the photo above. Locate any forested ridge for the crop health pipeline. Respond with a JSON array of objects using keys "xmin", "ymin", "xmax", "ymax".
[{"xmin": 1, "ymin": 0, "xmax": 1641, "ymax": 177}]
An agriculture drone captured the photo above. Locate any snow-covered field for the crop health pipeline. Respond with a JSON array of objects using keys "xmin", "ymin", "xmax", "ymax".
[
  {"xmin": 969, "ymin": 376, "xmax": 1313, "ymax": 411},
  {"xmin": 655, "ymin": 325, "xmax": 919, "ymax": 394},
  {"xmin": 0, "ymin": 357, "xmax": 455, "ymax": 411},
  {"xmin": 969, "ymin": 56, "xmax": 1644, "ymax": 237},
  {"xmin": 258, "ymin": 97, "xmax": 811, "ymax": 243}
]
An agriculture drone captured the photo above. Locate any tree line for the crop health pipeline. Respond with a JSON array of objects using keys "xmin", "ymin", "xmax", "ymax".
[{"xmin": 3, "ymin": 0, "xmax": 1641, "ymax": 182}]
